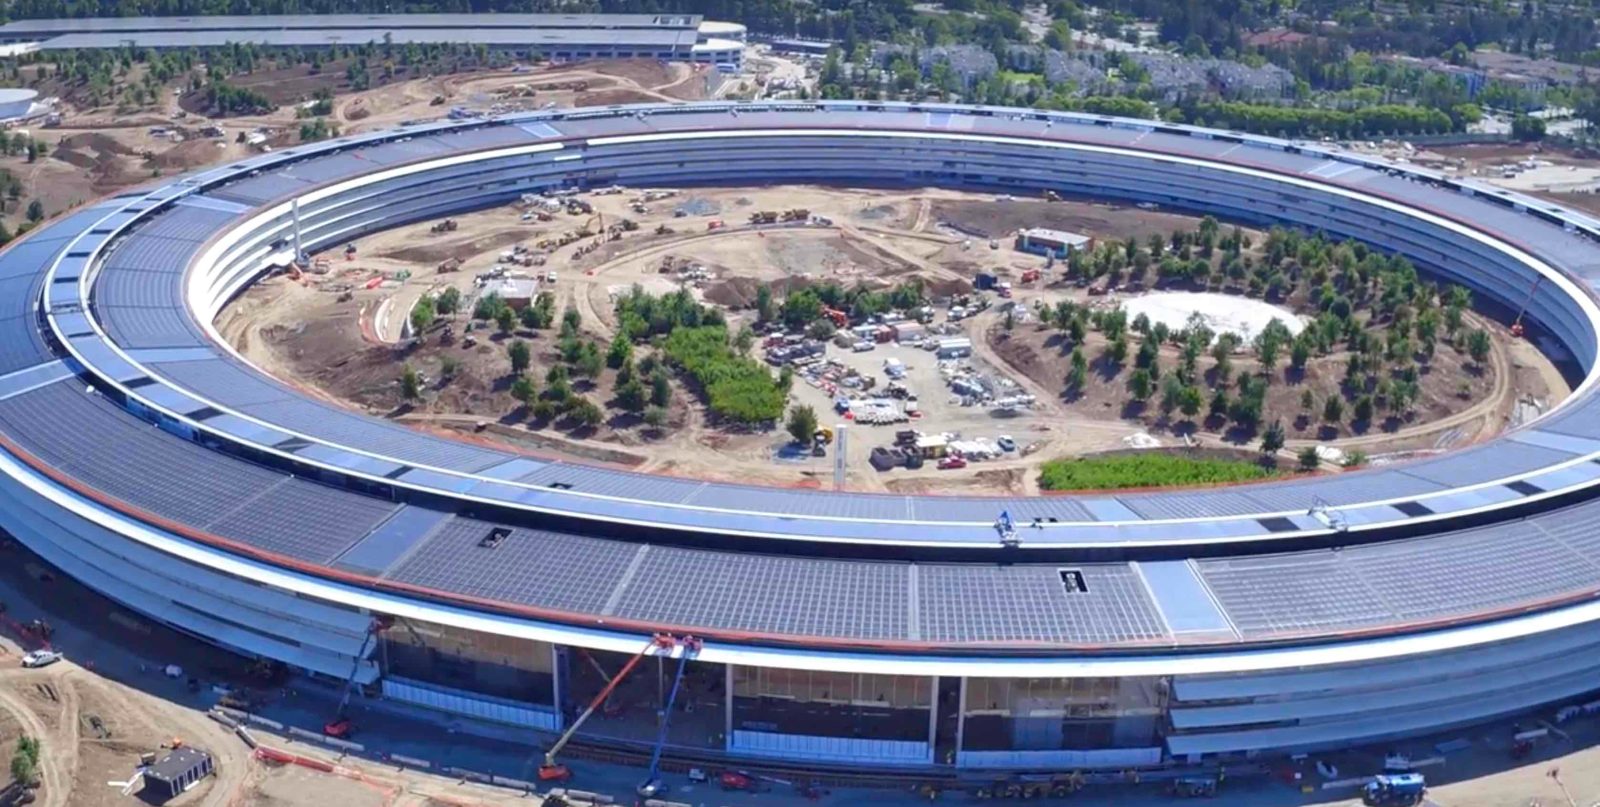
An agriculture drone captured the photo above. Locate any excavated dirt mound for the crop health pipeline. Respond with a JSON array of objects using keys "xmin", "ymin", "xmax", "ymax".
[
  {"xmin": 144, "ymin": 138, "xmax": 227, "ymax": 170},
  {"xmin": 702, "ymin": 275, "xmax": 816, "ymax": 309}
]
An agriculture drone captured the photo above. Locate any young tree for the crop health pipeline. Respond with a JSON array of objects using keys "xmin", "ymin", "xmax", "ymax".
[
  {"xmin": 400, "ymin": 364, "xmax": 420, "ymax": 400},
  {"xmin": 606, "ymin": 333, "xmax": 633, "ymax": 369},
  {"xmin": 786, "ymin": 404, "xmax": 819, "ymax": 445},
  {"xmin": 755, "ymin": 285, "xmax": 775, "ymax": 323},
  {"xmin": 1466, "ymin": 328, "xmax": 1492, "ymax": 366},
  {"xmin": 409, "ymin": 295, "xmax": 436, "ymax": 332},
  {"xmin": 1259, "ymin": 419, "xmax": 1286, "ymax": 457},
  {"xmin": 1209, "ymin": 388, "xmax": 1230, "ymax": 419},
  {"xmin": 1300, "ymin": 388, "xmax": 1315, "ymax": 414},
  {"xmin": 10, "ymin": 748, "xmax": 35, "ymax": 787},
  {"xmin": 24, "ymin": 199, "xmax": 42, "ymax": 222},
  {"xmin": 510, "ymin": 375, "xmax": 537, "ymax": 407},
  {"xmin": 1135, "ymin": 338, "xmax": 1159, "ymax": 371},
  {"xmin": 1106, "ymin": 334, "xmax": 1128, "ymax": 368},
  {"xmin": 436, "ymin": 286, "xmax": 461, "ymax": 315},
  {"xmin": 508, "ymin": 339, "xmax": 531, "ymax": 374},
  {"xmin": 495, "ymin": 306, "xmax": 515, "ymax": 335},
  {"xmin": 1298, "ymin": 446, "xmax": 1321, "ymax": 471},
  {"xmin": 575, "ymin": 340, "xmax": 604, "ymax": 378},
  {"xmin": 567, "ymin": 396, "xmax": 604, "ymax": 428},
  {"xmin": 1159, "ymin": 374, "xmax": 1184, "ymax": 415},
  {"xmin": 1353, "ymin": 394, "xmax": 1375, "ymax": 423},
  {"xmin": 1067, "ymin": 347, "xmax": 1088, "ymax": 393},
  {"xmin": 615, "ymin": 378, "xmax": 647, "ymax": 413},
  {"xmin": 1127, "ymin": 368, "xmax": 1153, "ymax": 402},
  {"xmin": 650, "ymin": 368, "xmax": 672, "ymax": 407},
  {"xmin": 1289, "ymin": 334, "xmax": 1312, "ymax": 372},
  {"xmin": 643, "ymin": 405, "xmax": 669, "ymax": 430},
  {"xmin": 1323, "ymin": 395, "xmax": 1344, "ymax": 423},
  {"xmin": 1177, "ymin": 385, "xmax": 1204, "ymax": 419}
]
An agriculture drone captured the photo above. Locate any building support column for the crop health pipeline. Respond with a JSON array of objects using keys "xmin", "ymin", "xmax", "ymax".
[
  {"xmin": 955, "ymin": 676, "xmax": 968, "ymax": 768},
  {"xmin": 724, "ymin": 665, "xmax": 735, "ymax": 753},
  {"xmin": 290, "ymin": 197, "xmax": 303, "ymax": 266},
  {"xmin": 551, "ymin": 644, "xmax": 567, "ymax": 730}
]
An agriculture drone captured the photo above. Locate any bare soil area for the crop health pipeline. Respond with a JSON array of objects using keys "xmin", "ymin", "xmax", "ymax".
[
  {"xmin": 219, "ymin": 182, "xmax": 1565, "ymax": 491},
  {"xmin": 932, "ymin": 198, "xmax": 1211, "ymax": 240}
]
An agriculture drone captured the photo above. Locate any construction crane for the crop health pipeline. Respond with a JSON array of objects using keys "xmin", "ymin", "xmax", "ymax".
[
  {"xmin": 324, "ymin": 615, "xmax": 391, "ymax": 738},
  {"xmin": 1511, "ymin": 276, "xmax": 1544, "ymax": 338},
  {"xmin": 636, "ymin": 636, "xmax": 702, "ymax": 798},
  {"xmin": 538, "ymin": 634, "xmax": 675, "ymax": 783}
]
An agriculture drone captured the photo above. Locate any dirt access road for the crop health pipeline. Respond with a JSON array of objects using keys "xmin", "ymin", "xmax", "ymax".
[{"xmin": 0, "ymin": 661, "xmax": 250, "ymax": 807}]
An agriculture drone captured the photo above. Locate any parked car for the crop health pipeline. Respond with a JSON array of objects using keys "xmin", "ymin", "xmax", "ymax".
[
  {"xmin": 997, "ymin": 435, "xmax": 1016, "ymax": 452},
  {"xmin": 938, "ymin": 456, "xmax": 968, "ymax": 470},
  {"xmin": 21, "ymin": 649, "xmax": 62, "ymax": 668}
]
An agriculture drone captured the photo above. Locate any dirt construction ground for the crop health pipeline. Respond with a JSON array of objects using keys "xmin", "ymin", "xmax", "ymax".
[
  {"xmin": 221, "ymin": 183, "xmax": 1565, "ymax": 493},
  {"xmin": 4, "ymin": 58, "xmax": 719, "ymax": 234}
]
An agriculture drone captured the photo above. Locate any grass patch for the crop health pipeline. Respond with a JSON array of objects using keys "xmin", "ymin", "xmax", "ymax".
[
  {"xmin": 996, "ymin": 69, "xmax": 1045, "ymax": 86},
  {"xmin": 1039, "ymin": 451, "xmax": 1274, "ymax": 491}
]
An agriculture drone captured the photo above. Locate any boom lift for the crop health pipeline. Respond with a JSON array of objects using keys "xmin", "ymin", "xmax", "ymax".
[
  {"xmin": 637, "ymin": 636, "xmax": 703, "ymax": 798},
  {"xmin": 538, "ymin": 634, "xmax": 675, "ymax": 783},
  {"xmin": 1511, "ymin": 276, "xmax": 1543, "ymax": 338},
  {"xmin": 324, "ymin": 616, "xmax": 391, "ymax": 738}
]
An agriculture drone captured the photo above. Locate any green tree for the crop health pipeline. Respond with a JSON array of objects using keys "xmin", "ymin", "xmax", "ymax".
[
  {"xmin": 1067, "ymin": 347, "xmax": 1088, "ymax": 393},
  {"xmin": 787, "ymin": 404, "xmax": 819, "ymax": 445},
  {"xmin": 24, "ymin": 199, "xmax": 42, "ymax": 222},
  {"xmin": 1353, "ymin": 394, "xmax": 1375, "ymax": 423},
  {"xmin": 510, "ymin": 375, "xmax": 537, "ymax": 407},
  {"xmin": 567, "ymin": 396, "xmax": 604, "ymax": 428},
  {"xmin": 1511, "ymin": 114, "xmax": 1547, "ymax": 141},
  {"xmin": 1289, "ymin": 335, "xmax": 1312, "ymax": 371},
  {"xmin": 1323, "ymin": 395, "xmax": 1344, "ymax": 423},
  {"xmin": 755, "ymin": 285, "xmax": 775, "ymax": 323},
  {"xmin": 1298, "ymin": 446, "xmax": 1321, "ymax": 471},
  {"xmin": 650, "ymin": 368, "xmax": 672, "ymax": 407},
  {"xmin": 1106, "ymin": 335, "xmax": 1128, "ymax": 368},
  {"xmin": 495, "ymin": 306, "xmax": 515, "ymax": 335},
  {"xmin": 1177, "ymin": 385, "xmax": 1204, "ymax": 419},
  {"xmin": 1159, "ymin": 374, "xmax": 1183, "ymax": 415},
  {"xmin": 575, "ymin": 340, "xmax": 604, "ymax": 378},
  {"xmin": 1260, "ymin": 419, "xmax": 1286, "ymax": 457},
  {"xmin": 1128, "ymin": 368, "xmax": 1153, "ymax": 401},
  {"xmin": 508, "ymin": 339, "xmax": 530, "ymax": 374},
  {"xmin": 436, "ymin": 286, "xmax": 461, "ymax": 315},
  {"xmin": 615, "ymin": 378, "xmax": 647, "ymax": 413},
  {"xmin": 400, "ymin": 364, "xmax": 420, "ymax": 400},
  {"xmin": 606, "ymin": 333, "xmax": 632, "ymax": 369},
  {"xmin": 643, "ymin": 405, "xmax": 669, "ymax": 430},
  {"xmin": 782, "ymin": 288, "xmax": 824, "ymax": 330},
  {"xmin": 409, "ymin": 295, "xmax": 436, "ymax": 332},
  {"xmin": 1466, "ymin": 328, "xmax": 1491, "ymax": 366},
  {"xmin": 1209, "ymin": 388, "xmax": 1231, "ymax": 419},
  {"xmin": 10, "ymin": 749, "xmax": 35, "ymax": 788}
]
